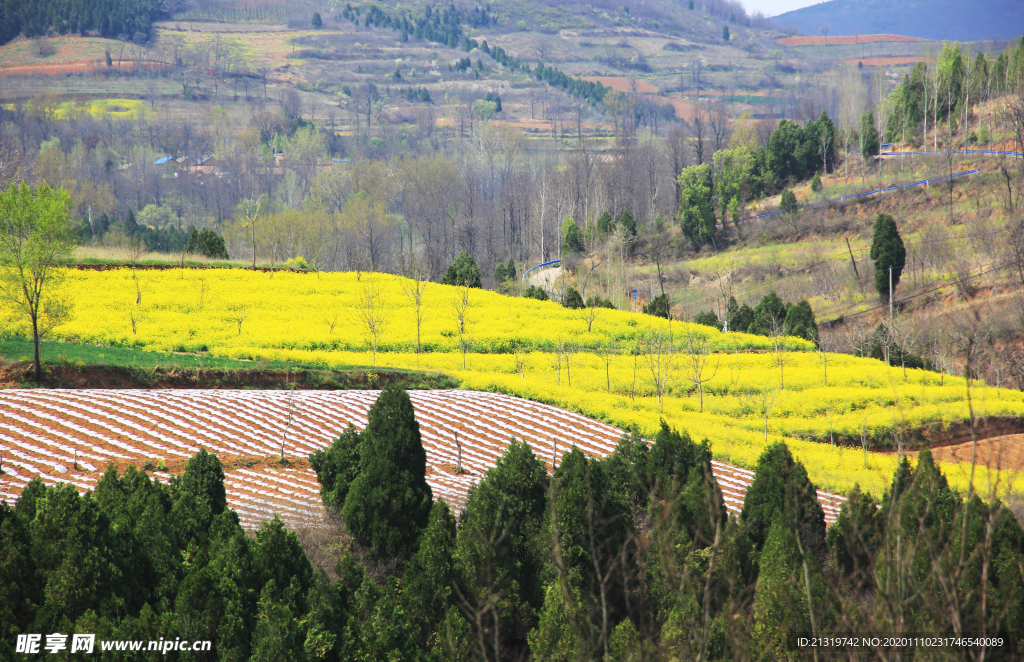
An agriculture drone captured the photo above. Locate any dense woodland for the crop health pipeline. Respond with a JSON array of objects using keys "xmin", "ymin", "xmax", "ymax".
[
  {"xmin": 2, "ymin": 386, "xmax": 1022, "ymax": 660},
  {"xmin": 0, "ymin": 0, "xmax": 169, "ymax": 45}
]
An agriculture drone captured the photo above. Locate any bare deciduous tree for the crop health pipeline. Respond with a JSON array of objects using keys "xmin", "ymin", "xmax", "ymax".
[
  {"xmin": 682, "ymin": 324, "xmax": 719, "ymax": 412},
  {"xmin": 644, "ymin": 327, "xmax": 676, "ymax": 411},
  {"xmin": 359, "ymin": 279, "xmax": 391, "ymax": 366}
]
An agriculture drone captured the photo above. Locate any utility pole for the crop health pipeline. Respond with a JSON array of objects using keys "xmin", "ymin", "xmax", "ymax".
[
  {"xmin": 846, "ymin": 237, "xmax": 861, "ymax": 291},
  {"xmin": 551, "ymin": 437, "xmax": 558, "ymax": 473}
]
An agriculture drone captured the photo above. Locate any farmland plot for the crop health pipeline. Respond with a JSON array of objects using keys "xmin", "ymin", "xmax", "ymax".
[{"xmin": 0, "ymin": 389, "xmax": 844, "ymax": 529}]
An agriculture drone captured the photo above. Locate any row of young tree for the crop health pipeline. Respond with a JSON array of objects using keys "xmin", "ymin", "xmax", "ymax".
[
  {"xmin": 885, "ymin": 38, "xmax": 1024, "ymax": 145},
  {"xmin": 5, "ymin": 386, "xmax": 1021, "ymax": 660}
]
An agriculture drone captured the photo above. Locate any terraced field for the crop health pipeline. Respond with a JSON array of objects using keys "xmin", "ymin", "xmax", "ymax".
[{"xmin": 0, "ymin": 389, "xmax": 845, "ymax": 529}]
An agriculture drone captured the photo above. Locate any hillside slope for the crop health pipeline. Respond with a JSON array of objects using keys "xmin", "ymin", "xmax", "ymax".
[{"xmin": 776, "ymin": 0, "xmax": 1024, "ymax": 41}]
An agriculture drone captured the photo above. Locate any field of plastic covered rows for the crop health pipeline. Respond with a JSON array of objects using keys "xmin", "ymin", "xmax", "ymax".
[{"xmin": 0, "ymin": 389, "xmax": 845, "ymax": 528}]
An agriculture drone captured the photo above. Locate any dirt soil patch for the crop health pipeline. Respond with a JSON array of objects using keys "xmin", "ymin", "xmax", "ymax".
[
  {"xmin": 0, "ymin": 60, "xmax": 164, "ymax": 77},
  {"xmin": 906, "ymin": 435, "xmax": 1024, "ymax": 474}
]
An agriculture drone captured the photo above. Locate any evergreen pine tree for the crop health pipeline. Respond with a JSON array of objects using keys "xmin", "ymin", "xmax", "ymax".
[
  {"xmin": 869, "ymin": 213, "xmax": 906, "ymax": 303},
  {"xmin": 342, "ymin": 387, "xmax": 433, "ymax": 561}
]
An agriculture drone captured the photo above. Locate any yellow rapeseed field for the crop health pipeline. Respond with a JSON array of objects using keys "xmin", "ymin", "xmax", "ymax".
[{"xmin": 36, "ymin": 267, "xmax": 1024, "ymax": 498}]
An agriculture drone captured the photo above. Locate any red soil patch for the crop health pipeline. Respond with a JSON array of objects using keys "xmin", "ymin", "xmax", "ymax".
[
  {"xmin": 0, "ymin": 59, "xmax": 165, "ymax": 77},
  {"xmin": 907, "ymin": 435, "xmax": 1024, "ymax": 476},
  {"xmin": 582, "ymin": 76, "xmax": 660, "ymax": 95},
  {"xmin": 778, "ymin": 34, "xmax": 926, "ymax": 46}
]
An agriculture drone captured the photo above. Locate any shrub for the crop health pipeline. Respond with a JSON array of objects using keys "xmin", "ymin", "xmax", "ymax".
[
  {"xmin": 643, "ymin": 293, "xmax": 671, "ymax": 319},
  {"xmin": 693, "ymin": 310, "xmax": 721, "ymax": 330},
  {"xmin": 186, "ymin": 228, "xmax": 229, "ymax": 260},
  {"xmin": 524, "ymin": 285, "xmax": 548, "ymax": 301}
]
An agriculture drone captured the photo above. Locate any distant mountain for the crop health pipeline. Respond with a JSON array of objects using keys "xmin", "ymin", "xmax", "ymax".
[{"xmin": 775, "ymin": 0, "xmax": 1024, "ymax": 42}]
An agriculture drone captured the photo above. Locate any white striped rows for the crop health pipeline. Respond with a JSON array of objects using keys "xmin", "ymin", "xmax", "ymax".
[{"xmin": 0, "ymin": 390, "xmax": 847, "ymax": 526}]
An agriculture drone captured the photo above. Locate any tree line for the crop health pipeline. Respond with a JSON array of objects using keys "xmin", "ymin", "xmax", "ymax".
[
  {"xmin": 4, "ymin": 386, "xmax": 1022, "ymax": 660},
  {"xmin": 0, "ymin": 0, "xmax": 166, "ymax": 45}
]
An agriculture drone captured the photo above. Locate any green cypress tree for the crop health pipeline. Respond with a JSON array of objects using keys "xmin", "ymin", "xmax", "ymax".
[
  {"xmin": 693, "ymin": 310, "xmax": 721, "ymax": 330},
  {"xmin": 642, "ymin": 293, "xmax": 671, "ymax": 319},
  {"xmin": 309, "ymin": 425, "xmax": 361, "ymax": 512},
  {"xmin": 303, "ymin": 570, "xmax": 341, "ymax": 662},
  {"xmin": 493, "ymin": 261, "xmax": 509, "ymax": 283},
  {"xmin": 562, "ymin": 286, "xmax": 585, "ymax": 309},
  {"xmin": 596, "ymin": 211, "xmax": 615, "ymax": 236},
  {"xmin": 250, "ymin": 580, "xmax": 305, "ymax": 662},
  {"xmin": 0, "ymin": 501, "xmax": 37, "ymax": 659},
  {"xmin": 751, "ymin": 520, "xmax": 830, "ymax": 659},
  {"xmin": 252, "ymin": 517, "xmax": 312, "ymax": 605},
  {"xmin": 826, "ymin": 486, "xmax": 881, "ymax": 590},
  {"xmin": 616, "ymin": 209, "xmax": 637, "ymax": 236},
  {"xmin": 678, "ymin": 164, "xmax": 717, "ymax": 249},
  {"xmin": 740, "ymin": 443, "xmax": 826, "ymax": 576},
  {"xmin": 442, "ymin": 250, "xmax": 482, "ymax": 288},
  {"xmin": 342, "ymin": 387, "xmax": 433, "ymax": 561},
  {"xmin": 869, "ymin": 213, "xmax": 906, "ymax": 303},
  {"xmin": 455, "ymin": 440, "xmax": 549, "ymax": 655},
  {"xmin": 561, "ymin": 216, "xmax": 585, "ymax": 254},
  {"xmin": 860, "ymin": 110, "xmax": 880, "ymax": 159},
  {"xmin": 748, "ymin": 291, "xmax": 787, "ymax": 336},
  {"xmin": 177, "ymin": 447, "xmax": 228, "ymax": 517},
  {"xmin": 783, "ymin": 299, "xmax": 818, "ymax": 343},
  {"xmin": 528, "ymin": 583, "xmax": 587, "ymax": 662},
  {"xmin": 402, "ymin": 499, "xmax": 457, "ymax": 649},
  {"xmin": 779, "ymin": 189, "xmax": 798, "ymax": 215}
]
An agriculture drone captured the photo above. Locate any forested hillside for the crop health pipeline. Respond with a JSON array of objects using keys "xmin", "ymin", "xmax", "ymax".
[
  {"xmin": 0, "ymin": 0, "xmax": 166, "ymax": 45},
  {"xmin": 2, "ymin": 388, "xmax": 1022, "ymax": 660}
]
